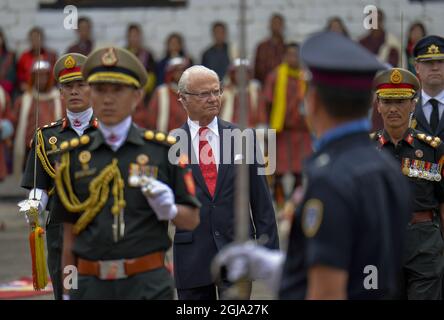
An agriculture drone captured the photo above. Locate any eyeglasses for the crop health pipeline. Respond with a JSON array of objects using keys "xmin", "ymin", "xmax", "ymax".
[{"xmin": 183, "ymin": 88, "xmax": 223, "ymax": 99}]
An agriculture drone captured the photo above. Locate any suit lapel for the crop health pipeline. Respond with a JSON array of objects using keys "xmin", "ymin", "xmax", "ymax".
[
  {"xmin": 213, "ymin": 119, "xmax": 231, "ymax": 200},
  {"xmin": 182, "ymin": 122, "xmax": 212, "ymax": 199},
  {"xmin": 414, "ymin": 95, "xmax": 432, "ymax": 133}
]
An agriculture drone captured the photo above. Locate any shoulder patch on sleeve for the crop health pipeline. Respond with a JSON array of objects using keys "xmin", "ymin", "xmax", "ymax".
[{"xmin": 302, "ymin": 198, "xmax": 324, "ymax": 238}]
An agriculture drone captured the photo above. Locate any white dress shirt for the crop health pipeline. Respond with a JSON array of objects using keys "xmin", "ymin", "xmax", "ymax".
[
  {"xmin": 66, "ymin": 107, "xmax": 94, "ymax": 137},
  {"xmin": 421, "ymin": 89, "xmax": 444, "ymax": 123},
  {"xmin": 99, "ymin": 116, "xmax": 132, "ymax": 151},
  {"xmin": 187, "ymin": 116, "xmax": 220, "ymax": 171}
]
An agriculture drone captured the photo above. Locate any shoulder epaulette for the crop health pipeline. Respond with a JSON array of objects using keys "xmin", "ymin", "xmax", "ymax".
[
  {"xmin": 35, "ymin": 124, "xmax": 67, "ymax": 178},
  {"xmin": 56, "ymin": 134, "xmax": 91, "ymax": 154},
  {"xmin": 143, "ymin": 129, "xmax": 176, "ymax": 146},
  {"xmin": 415, "ymin": 132, "xmax": 441, "ymax": 148},
  {"xmin": 30, "ymin": 121, "xmax": 62, "ymax": 149},
  {"xmin": 40, "ymin": 118, "xmax": 64, "ymax": 131}
]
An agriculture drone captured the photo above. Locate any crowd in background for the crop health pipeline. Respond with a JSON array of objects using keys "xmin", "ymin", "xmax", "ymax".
[{"xmin": 0, "ymin": 10, "xmax": 432, "ymax": 206}]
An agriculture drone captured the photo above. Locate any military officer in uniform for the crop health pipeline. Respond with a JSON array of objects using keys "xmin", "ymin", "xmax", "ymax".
[
  {"xmin": 214, "ymin": 32, "xmax": 411, "ymax": 299},
  {"xmin": 411, "ymin": 36, "xmax": 444, "ymax": 140},
  {"xmin": 372, "ymin": 67, "xmax": 444, "ymax": 299},
  {"xmin": 52, "ymin": 47, "xmax": 200, "ymax": 300},
  {"xmin": 20, "ymin": 53, "xmax": 97, "ymax": 300}
]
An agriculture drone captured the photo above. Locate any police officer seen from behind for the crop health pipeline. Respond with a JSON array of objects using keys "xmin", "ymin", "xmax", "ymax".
[
  {"xmin": 53, "ymin": 47, "xmax": 200, "ymax": 300},
  {"xmin": 373, "ymin": 67, "xmax": 444, "ymax": 299},
  {"xmin": 214, "ymin": 32, "xmax": 411, "ymax": 299}
]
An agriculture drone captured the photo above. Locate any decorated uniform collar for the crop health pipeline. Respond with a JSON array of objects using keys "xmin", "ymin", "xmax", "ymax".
[
  {"xmin": 67, "ymin": 107, "xmax": 94, "ymax": 128},
  {"xmin": 379, "ymin": 128, "xmax": 415, "ymax": 147}
]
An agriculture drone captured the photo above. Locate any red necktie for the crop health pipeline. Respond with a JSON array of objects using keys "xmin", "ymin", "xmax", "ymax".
[{"xmin": 198, "ymin": 127, "xmax": 217, "ymax": 197}]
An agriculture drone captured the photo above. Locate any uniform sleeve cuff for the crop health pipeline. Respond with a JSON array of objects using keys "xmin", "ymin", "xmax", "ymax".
[{"xmin": 169, "ymin": 204, "xmax": 178, "ymax": 220}]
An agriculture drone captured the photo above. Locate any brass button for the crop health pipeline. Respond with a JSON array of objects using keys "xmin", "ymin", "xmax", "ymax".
[
  {"xmin": 80, "ymin": 135, "xmax": 90, "ymax": 145},
  {"xmin": 167, "ymin": 135, "xmax": 176, "ymax": 145},
  {"xmin": 144, "ymin": 130, "xmax": 154, "ymax": 140},
  {"xmin": 155, "ymin": 132, "xmax": 166, "ymax": 142},
  {"xmin": 60, "ymin": 141, "xmax": 69, "ymax": 150},
  {"xmin": 70, "ymin": 138, "xmax": 80, "ymax": 148}
]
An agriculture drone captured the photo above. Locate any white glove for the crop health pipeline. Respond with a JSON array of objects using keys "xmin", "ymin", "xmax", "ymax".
[
  {"xmin": 18, "ymin": 189, "xmax": 48, "ymax": 225},
  {"xmin": 142, "ymin": 177, "xmax": 178, "ymax": 221},
  {"xmin": 18, "ymin": 199, "xmax": 40, "ymax": 225},
  {"xmin": 214, "ymin": 242, "xmax": 285, "ymax": 293},
  {"xmin": 28, "ymin": 188, "xmax": 48, "ymax": 213},
  {"xmin": 62, "ymin": 294, "xmax": 70, "ymax": 300}
]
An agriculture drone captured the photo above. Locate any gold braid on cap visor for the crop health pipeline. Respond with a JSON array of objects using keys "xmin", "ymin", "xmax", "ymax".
[
  {"xmin": 416, "ymin": 53, "xmax": 444, "ymax": 60},
  {"xmin": 87, "ymin": 71, "xmax": 140, "ymax": 88},
  {"xmin": 376, "ymin": 88, "xmax": 416, "ymax": 99},
  {"xmin": 59, "ymin": 72, "xmax": 83, "ymax": 83}
]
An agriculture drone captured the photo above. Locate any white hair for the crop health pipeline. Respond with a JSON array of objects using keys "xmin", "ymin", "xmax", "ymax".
[{"xmin": 178, "ymin": 65, "xmax": 219, "ymax": 94}]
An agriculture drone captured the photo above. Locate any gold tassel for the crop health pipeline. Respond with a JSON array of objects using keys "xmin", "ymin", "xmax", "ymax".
[
  {"xmin": 30, "ymin": 226, "xmax": 48, "ymax": 290},
  {"xmin": 55, "ymin": 155, "xmax": 126, "ymax": 234}
]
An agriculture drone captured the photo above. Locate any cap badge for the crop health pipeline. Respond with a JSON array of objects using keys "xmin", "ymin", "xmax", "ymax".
[
  {"xmin": 64, "ymin": 55, "xmax": 76, "ymax": 69},
  {"xmin": 101, "ymin": 48, "xmax": 118, "ymax": 66},
  {"xmin": 427, "ymin": 44, "xmax": 440, "ymax": 55},
  {"xmin": 390, "ymin": 69, "xmax": 402, "ymax": 84}
]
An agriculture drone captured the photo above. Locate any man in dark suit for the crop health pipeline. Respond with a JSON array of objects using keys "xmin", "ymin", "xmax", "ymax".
[
  {"xmin": 213, "ymin": 32, "xmax": 411, "ymax": 300},
  {"xmin": 172, "ymin": 65, "xmax": 279, "ymax": 300},
  {"xmin": 411, "ymin": 36, "xmax": 444, "ymax": 139}
]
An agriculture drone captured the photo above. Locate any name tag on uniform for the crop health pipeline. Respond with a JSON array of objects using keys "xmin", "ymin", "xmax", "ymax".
[{"xmin": 75, "ymin": 168, "xmax": 97, "ymax": 179}]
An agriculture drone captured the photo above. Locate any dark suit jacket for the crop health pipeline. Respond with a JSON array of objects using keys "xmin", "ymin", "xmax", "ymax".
[
  {"xmin": 413, "ymin": 94, "xmax": 444, "ymax": 139},
  {"xmin": 173, "ymin": 118, "xmax": 279, "ymax": 289}
]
